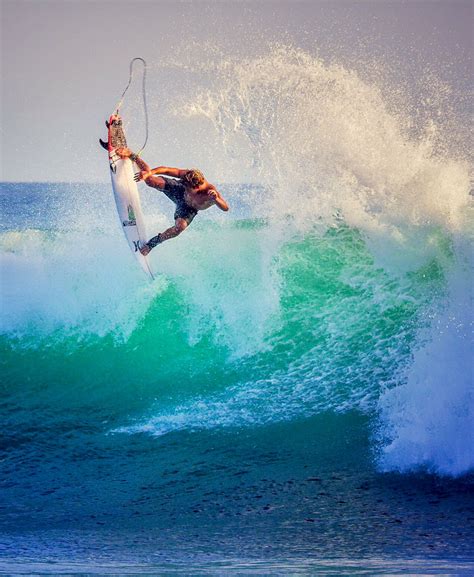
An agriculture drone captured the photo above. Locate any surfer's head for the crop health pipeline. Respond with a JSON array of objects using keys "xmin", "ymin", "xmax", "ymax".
[{"xmin": 183, "ymin": 169, "xmax": 205, "ymax": 188}]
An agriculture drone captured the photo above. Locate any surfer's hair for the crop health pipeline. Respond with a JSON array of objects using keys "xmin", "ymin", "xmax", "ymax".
[{"xmin": 183, "ymin": 169, "xmax": 205, "ymax": 188}]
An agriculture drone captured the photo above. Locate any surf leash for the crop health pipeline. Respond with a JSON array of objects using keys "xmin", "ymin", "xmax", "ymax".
[{"xmin": 114, "ymin": 57, "xmax": 149, "ymax": 156}]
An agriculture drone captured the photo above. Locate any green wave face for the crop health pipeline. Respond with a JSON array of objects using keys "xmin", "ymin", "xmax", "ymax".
[{"xmin": 1, "ymin": 214, "xmax": 448, "ymax": 437}]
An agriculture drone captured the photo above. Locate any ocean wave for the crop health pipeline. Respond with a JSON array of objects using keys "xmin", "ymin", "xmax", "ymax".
[{"xmin": 2, "ymin": 46, "xmax": 472, "ymax": 477}]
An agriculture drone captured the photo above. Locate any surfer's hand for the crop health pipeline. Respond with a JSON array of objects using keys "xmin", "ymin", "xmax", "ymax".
[
  {"xmin": 134, "ymin": 171, "xmax": 150, "ymax": 182},
  {"xmin": 116, "ymin": 147, "xmax": 131, "ymax": 159},
  {"xmin": 208, "ymin": 189, "xmax": 218, "ymax": 201}
]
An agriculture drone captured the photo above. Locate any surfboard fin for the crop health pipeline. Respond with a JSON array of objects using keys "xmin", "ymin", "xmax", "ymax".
[{"xmin": 99, "ymin": 138, "xmax": 108, "ymax": 150}]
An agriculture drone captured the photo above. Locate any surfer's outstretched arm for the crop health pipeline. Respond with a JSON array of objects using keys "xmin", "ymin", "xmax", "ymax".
[
  {"xmin": 146, "ymin": 166, "xmax": 187, "ymax": 179},
  {"xmin": 132, "ymin": 156, "xmax": 151, "ymax": 173},
  {"xmin": 134, "ymin": 166, "xmax": 187, "ymax": 186},
  {"xmin": 116, "ymin": 148, "xmax": 167, "ymax": 189},
  {"xmin": 116, "ymin": 147, "xmax": 154, "ymax": 175},
  {"xmin": 131, "ymin": 157, "xmax": 168, "ymax": 189}
]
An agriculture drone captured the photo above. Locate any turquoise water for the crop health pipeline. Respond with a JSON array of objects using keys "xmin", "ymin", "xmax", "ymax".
[{"xmin": 1, "ymin": 179, "xmax": 473, "ymax": 574}]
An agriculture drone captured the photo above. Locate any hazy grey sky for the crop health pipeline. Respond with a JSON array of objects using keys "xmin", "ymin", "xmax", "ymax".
[{"xmin": 1, "ymin": 0, "xmax": 471, "ymax": 182}]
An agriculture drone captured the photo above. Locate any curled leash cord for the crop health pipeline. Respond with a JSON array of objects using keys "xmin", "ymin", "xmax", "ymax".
[{"xmin": 114, "ymin": 57, "xmax": 149, "ymax": 155}]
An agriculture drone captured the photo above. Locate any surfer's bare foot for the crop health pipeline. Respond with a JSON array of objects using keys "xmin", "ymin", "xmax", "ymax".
[{"xmin": 140, "ymin": 244, "xmax": 151, "ymax": 256}]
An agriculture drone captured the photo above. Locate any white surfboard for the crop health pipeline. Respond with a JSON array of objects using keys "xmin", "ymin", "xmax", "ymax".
[{"xmin": 101, "ymin": 115, "xmax": 154, "ymax": 279}]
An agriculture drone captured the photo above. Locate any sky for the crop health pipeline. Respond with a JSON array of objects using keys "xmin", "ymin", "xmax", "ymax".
[{"xmin": 1, "ymin": 0, "xmax": 471, "ymax": 183}]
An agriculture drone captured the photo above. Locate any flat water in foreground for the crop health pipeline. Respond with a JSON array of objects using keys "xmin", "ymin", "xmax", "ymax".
[{"xmin": 1, "ymin": 415, "xmax": 473, "ymax": 574}]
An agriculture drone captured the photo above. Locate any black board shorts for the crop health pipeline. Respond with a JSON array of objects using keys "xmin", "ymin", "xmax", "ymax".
[{"xmin": 162, "ymin": 178, "xmax": 198, "ymax": 225}]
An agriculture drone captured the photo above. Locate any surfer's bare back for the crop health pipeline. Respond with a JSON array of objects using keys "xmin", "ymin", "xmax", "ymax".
[{"xmin": 116, "ymin": 148, "xmax": 229, "ymax": 255}]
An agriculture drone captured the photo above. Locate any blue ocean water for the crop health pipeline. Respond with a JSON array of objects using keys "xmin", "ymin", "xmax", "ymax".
[
  {"xmin": 1, "ymin": 48, "xmax": 473, "ymax": 574},
  {"xmin": 1, "ymin": 180, "xmax": 473, "ymax": 575}
]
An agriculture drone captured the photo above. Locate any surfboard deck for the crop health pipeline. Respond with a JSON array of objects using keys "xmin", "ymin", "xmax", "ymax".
[{"xmin": 100, "ymin": 115, "xmax": 154, "ymax": 279}]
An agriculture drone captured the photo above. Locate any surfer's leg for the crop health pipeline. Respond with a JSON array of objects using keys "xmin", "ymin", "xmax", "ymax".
[{"xmin": 140, "ymin": 218, "xmax": 188, "ymax": 255}]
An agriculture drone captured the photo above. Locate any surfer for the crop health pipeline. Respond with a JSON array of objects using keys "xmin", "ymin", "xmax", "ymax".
[{"xmin": 116, "ymin": 148, "xmax": 229, "ymax": 255}]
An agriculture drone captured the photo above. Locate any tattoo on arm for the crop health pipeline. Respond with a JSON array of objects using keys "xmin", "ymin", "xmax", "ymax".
[{"xmin": 134, "ymin": 157, "xmax": 150, "ymax": 172}]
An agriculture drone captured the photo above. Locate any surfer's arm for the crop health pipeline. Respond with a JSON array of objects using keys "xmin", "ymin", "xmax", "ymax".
[
  {"xmin": 209, "ymin": 189, "xmax": 229, "ymax": 211},
  {"xmin": 134, "ymin": 165, "xmax": 186, "ymax": 183},
  {"xmin": 148, "ymin": 166, "xmax": 187, "ymax": 179},
  {"xmin": 116, "ymin": 148, "xmax": 152, "ymax": 173},
  {"xmin": 132, "ymin": 156, "xmax": 151, "ymax": 174},
  {"xmin": 112, "ymin": 148, "xmax": 166, "ymax": 189}
]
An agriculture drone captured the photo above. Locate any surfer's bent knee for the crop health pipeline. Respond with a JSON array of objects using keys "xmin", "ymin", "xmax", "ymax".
[{"xmin": 174, "ymin": 219, "xmax": 188, "ymax": 234}]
